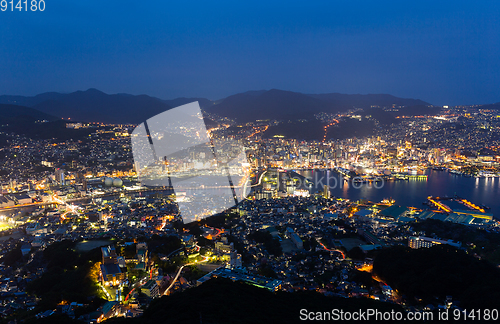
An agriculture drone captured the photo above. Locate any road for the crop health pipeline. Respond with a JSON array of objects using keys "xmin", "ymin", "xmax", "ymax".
[
  {"xmin": 317, "ymin": 240, "xmax": 345, "ymax": 260},
  {"xmin": 163, "ymin": 253, "xmax": 209, "ymax": 295}
]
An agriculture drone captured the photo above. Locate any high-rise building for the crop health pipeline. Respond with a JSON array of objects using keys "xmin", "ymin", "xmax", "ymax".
[
  {"xmin": 54, "ymin": 168, "xmax": 65, "ymax": 186},
  {"xmin": 322, "ymin": 184, "xmax": 330, "ymax": 199}
]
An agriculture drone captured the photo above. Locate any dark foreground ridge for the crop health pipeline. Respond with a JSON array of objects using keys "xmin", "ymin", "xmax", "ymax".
[{"xmin": 104, "ymin": 278, "xmax": 404, "ymax": 324}]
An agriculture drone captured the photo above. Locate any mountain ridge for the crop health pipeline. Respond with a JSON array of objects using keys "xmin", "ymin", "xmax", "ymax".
[
  {"xmin": 0, "ymin": 103, "xmax": 58, "ymax": 124},
  {"xmin": 0, "ymin": 88, "xmax": 480, "ymax": 125},
  {"xmin": 207, "ymin": 89, "xmax": 433, "ymax": 122}
]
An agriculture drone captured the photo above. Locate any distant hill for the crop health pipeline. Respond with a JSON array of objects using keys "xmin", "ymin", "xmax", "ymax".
[
  {"xmin": 0, "ymin": 103, "xmax": 85, "ymax": 142},
  {"xmin": 0, "ymin": 103, "xmax": 58, "ymax": 124},
  {"xmin": 163, "ymin": 97, "xmax": 214, "ymax": 109},
  {"xmin": 0, "ymin": 89, "xmax": 172, "ymax": 124},
  {"xmin": 0, "ymin": 90, "xmax": 220, "ymax": 124},
  {"xmin": 207, "ymin": 89, "xmax": 339, "ymax": 122},
  {"xmin": 32, "ymin": 89, "xmax": 173, "ymax": 124},
  {"xmin": 308, "ymin": 93, "xmax": 428, "ymax": 110},
  {"xmin": 3, "ymin": 120, "xmax": 95, "ymax": 141},
  {"xmin": 0, "ymin": 92, "xmax": 66, "ymax": 107},
  {"xmin": 0, "ymin": 88, "xmax": 435, "ymax": 124},
  {"xmin": 262, "ymin": 118, "xmax": 376, "ymax": 141},
  {"xmin": 207, "ymin": 89, "xmax": 431, "ymax": 122},
  {"xmin": 361, "ymin": 105, "xmax": 441, "ymax": 125},
  {"xmin": 478, "ymin": 102, "xmax": 500, "ymax": 110}
]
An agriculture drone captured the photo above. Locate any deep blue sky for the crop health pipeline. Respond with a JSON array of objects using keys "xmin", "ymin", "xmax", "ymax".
[{"xmin": 1, "ymin": 1, "xmax": 499, "ymax": 105}]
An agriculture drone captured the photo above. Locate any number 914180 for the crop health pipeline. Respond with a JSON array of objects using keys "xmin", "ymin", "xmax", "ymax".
[{"xmin": 1, "ymin": 0, "xmax": 45, "ymax": 11}]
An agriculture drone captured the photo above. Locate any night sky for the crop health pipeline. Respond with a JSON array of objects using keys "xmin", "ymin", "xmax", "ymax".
[{"xmin": 1, "ymin": 0, "xmax": 499, "ymax": 105}]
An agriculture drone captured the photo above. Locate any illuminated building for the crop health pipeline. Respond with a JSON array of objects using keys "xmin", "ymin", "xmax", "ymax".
[
  {"xmin": 215, "ymin": 239, "xmax": 234, "ymax": 254},
  {"xmin": 100, "ymin": 245, "xmax": 126, "ymax": 286},
  {"xmin": 322, "ymin": 184, "xmax": 330, "ymax": 199},
  {"xmin": 55, "ymin": 168, "xmax": 65, "ymax": 186},
  {"xmin": 141, "ymin": 280, "xmax": 159, "ymax": 298},
  {"xmin": 408, "ymin": 236, "xmax": 461, "ymax": 249}
]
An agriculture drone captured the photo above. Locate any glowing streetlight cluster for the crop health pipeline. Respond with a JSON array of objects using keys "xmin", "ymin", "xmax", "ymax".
[{"xmin": 322, "ymin": 119, "xmax": 339, "ymax": 142}]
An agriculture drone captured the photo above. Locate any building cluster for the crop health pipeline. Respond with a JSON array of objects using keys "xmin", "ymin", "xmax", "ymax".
[{"xmin": 1, "ymin": 104, "xmax": 500, "ymax": 321}]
